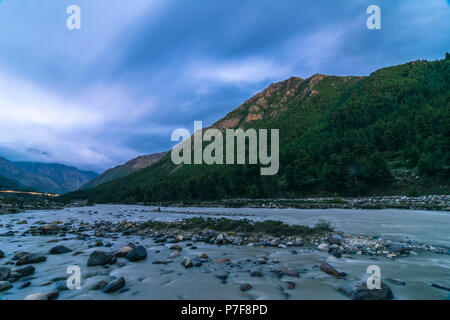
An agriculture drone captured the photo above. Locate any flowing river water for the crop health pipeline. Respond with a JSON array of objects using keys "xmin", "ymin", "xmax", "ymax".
[{"xmin": 0, "ymin": 205, "xmax": 449, "ymax": 300}]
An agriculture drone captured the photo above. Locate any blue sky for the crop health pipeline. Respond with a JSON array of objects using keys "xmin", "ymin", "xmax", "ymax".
[{"xmin": 0, "ymin": 0, "xmax": 449, "ymax": 172}]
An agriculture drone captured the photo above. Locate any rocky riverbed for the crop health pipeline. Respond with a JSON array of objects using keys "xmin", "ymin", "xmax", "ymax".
[{"xmin": 0, "ymin": 205, "xmax": 449, "ymax": 300}]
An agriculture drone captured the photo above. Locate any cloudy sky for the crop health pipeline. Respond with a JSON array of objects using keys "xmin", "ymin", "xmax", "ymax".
[{"xmin": 0, "ymin": 0, "xmax": 449, "ymax": 172}]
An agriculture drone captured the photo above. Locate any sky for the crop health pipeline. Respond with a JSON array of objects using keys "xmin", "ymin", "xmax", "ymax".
[{"xmin": 0, "ymin": 0, "xmax": 449, "ymax": 172}]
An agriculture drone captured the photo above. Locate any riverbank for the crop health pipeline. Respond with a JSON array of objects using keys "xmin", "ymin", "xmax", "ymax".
[{"xmin": 147, "ymin": 195, "xmax": 450, "ymax": 211}]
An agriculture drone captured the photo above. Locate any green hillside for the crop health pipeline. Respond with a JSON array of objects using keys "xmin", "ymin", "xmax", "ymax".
[{"xmin": 65, "ymin": 56, "xmax": 450, "ymax": 203}]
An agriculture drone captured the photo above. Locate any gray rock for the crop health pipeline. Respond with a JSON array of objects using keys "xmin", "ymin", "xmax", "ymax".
[
  {"xmin": 87, "ymin": 251, "xmax": 113, "ymax": 266},
  {"xmin": 0, "ymin": 281, "xmax": 12, "ymax": 291},
  {"xmin": 126, "ymin": 246, "xmax": 147, "ymax": 262},
  {"xmin": 24, "ymin": 293, "xmax": 48, "ymax": 300},
  {"xmin": 46, "ymin": 290, "xmax": 59, "ymax": 300},
  {"xmin": 0, "ymin": 267, "xmax": 10, "ymax": 281},
  {"xmin": 240, "ymin": 283, "xmax": 252, "ymax": 292},
  {"xmin": 389, "ymin": 242, "xmax": 407, "ymax": 253},
  {"xmin": 102, "ymin": 277, "xmax": 125, "ymax": 293},
  {"xmin": 338, "ymin": 275, "xmax": 393, "ymax": 300},
  {"xmin": 16, "ymin": 253, "xmax": 46, "ymax": 266},
  {"xmin": 181, "ymin": 257, "xmax": 193, "ymax": 268},
  {"xmin": 50, "ymin": 245, "xmax": 72, "ymax": 255},
  {"xmin": 16, "ymin": 265, "xmax": 35, "ymax": 277},
  {"xmin": 328, "ymin": 234, "xmax": 343, "ymax": 245}
]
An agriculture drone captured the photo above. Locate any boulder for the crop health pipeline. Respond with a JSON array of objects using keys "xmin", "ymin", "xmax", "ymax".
[
  {"xmin": 16, "ymin": 265, "xmax": 35, "ymax": 277},
  {"xmin": 240, "ymin": 283, "xmax": 252, "ymax": 292},
  {"xmin": 181, "ymin": 257, "xmax": 193, "ymax": 268},
  {"xmin": 102, "ymin": 277, "xmax": 125, "ymax": 293},
  {"xmin": 126, "ymin": 246, "xmax": 147, "ymax": 262},
  {"xmin": 24, "ymin": 293, "xmax": 48, "ymax": 300},
  {"xmin": 338, "ymin": 275, "xmax": 394, "ymax": 300},
  {"xmin": 0, "ymin": 281, "xmax": 12, "ymax": 291},
  {"xmin": 87, "ymin": 251, "xmax": 114, "ymax": 266},
  {"xmin": 0, "ymin": 267, "xmax": 10, "ymax": 281},
  {"xmin": 114, "ymin": 246, "xmax": 133, "ymax": 257},
  {"xmin": 50, "ymin": 245, "xmax": 72, "ymax": 255},
  {"xmin": 16, "ymin": 253, "xmax": 47, "ymax": 266},
  {"xmin": 320, "ymin": 261, "xmax": 346, "ymax": 278},
  {"xmin": 317, "ymin": 243, "xmax": 329, "ymax": 251}
]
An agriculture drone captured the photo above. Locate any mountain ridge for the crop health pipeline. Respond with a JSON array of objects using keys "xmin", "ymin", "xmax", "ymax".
[{"xmin": 64, "ymin": 56, "xmax": 450, "ymax": 203}]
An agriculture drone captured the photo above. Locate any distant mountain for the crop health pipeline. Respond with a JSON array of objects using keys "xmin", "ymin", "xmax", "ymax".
[
  {"xmin": 81, "ymin": 152, "xmax": 168, "ymax": 190},
  {"xmin": 0, "ymin": 157, "xmax": 98, "ymax": 194},
  {"xmin": 65, "ymin": 56, "xmax": 450, "ymax": 203},
  {"xmin": 0, "ymin": 174, "xmax": 31, "ymax": 191}
]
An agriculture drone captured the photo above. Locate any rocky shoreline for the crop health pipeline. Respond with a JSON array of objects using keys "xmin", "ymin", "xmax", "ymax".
[
  {"xmin": 153, "ymin": 195, "xmax": 450, "ymax": 211},
  {"xmin": 1, "ymin": 215, "xmax": 449, "ymax": 300}
]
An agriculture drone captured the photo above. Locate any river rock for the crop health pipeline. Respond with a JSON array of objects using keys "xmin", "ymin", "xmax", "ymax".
[
  {"xmin": 46, "ymin": 290, "xmax": 59, "ymax": 300},
  {"xmin": 169, "ymin": 251, "xmax": 180, "ymax": 258},
  {"xmin": 0, "ymin": 250, "xmax": 4, "ymax": 258},
  {"xmin": 126, "ymin": 246, "xmax": 147, "ymax": 262},
  {"xmin": 24, "ymin": 293, "xmax": 48, "ymax": 300},
  {"xmin": 215, "ymin": 234, "xmax": 227, "ymax": 245},
  {"xmin": 16, "ymin": 253, "xmax": 47, "ymax": 266},
  {"xmin": 389, "ymin": 242, "xmax": 407, "ymax": 254},
  {"xmin": 12, "ymin": 252, "xmax": 31, "ymax": 260},
  {"xmin": 318, "ymin": 243, "xmax": 329, "ymax": 251},
  {"xmin": 50, "ymin": 245, "xmax": 72, "ymax": 255},
  {"xmin": 169, "ymin": 244, "xmax": 183, "ymax": 251},
  {"xmin": 338, "ymin": 275, "xmax": 393, "ymax": 300},
  {"xmin": 0, "ymin": 281, "xmax": 12, "ymax": 291},
  {"xmin": 0, "ymin": 267, "xmax": 10, "ymax": 281},
  {"xmin": 92, "ymin": 280, "xmax": 110, "ymax": 290},
  {"xmin": 102, "ymin": 277, "xmax": 125, "ymax": 293},
  {"xmin": 115, "ymin": 245, "xmax": 133, "ymax": 257},
  {"xmin": 181, "ymin": 257, "xmax": 193, "ymax": 268},
  {"xmin": 40, "ymin": 224, "xmax": 60, "ymax": 235},
  {"xmin": 16, "ymin": 265, "xmax": 35, "ymax": 277},
  {"xmin": 87, "ymin": 251, "xmax": 114, "ymax": 266},
  {"xmin": 197, "ymin": 253, "xmax": 209, "ymax": 259},
  {"xmin": 328, "ymin": 234, "xmax": 343, "ymax": 245},
  {"xmin": 320, "ymin": 261, "xmax": 345, "ymax": 278},
  {"xmin": 240, "ymin": 283, "xmax": 252, "ymax": 292}
]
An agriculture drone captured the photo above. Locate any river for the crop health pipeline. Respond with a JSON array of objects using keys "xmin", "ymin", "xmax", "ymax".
[{"xmin": 0, "ymin": 205, "xmax": 449, "ymax": 300}]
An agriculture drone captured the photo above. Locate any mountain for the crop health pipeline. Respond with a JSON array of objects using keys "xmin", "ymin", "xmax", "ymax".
[
  {"xmin": 0, "ymin": 174, "xmax": 31, "ymax": 191},
  {"xmin": 65, "ymin": 56, "xmax": 450, "ymax": 203},
  {"xmin": 80, "ymin": 152, "xmax": 168, "ymax": 190},
  {"xmin": 0, "ymin": 157, "xmax": 98, "ymax": 194}
]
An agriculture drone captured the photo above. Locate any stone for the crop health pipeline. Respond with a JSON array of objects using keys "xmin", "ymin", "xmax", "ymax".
[
  {"xmin": 92, "ymin": 280, "xmax": 109, "ymax": 290},
  {"xmin": 320, "ymin": 261, "xmax": 345, "ymax": 278},
  {"xmin": 197, "ymin": 253, "xmax": 209, "ymax": 259},
  {"xmin": 46, "ymin": 290, "xmax": 59, "ymax": 300},
  {"xmin": 115, "ymin": 246, "xmax": 133, "ymax": 257},
  {"xmin": 318, "ymin": 243, "xmax": 329, "ymax": 251},
  {"xmin": 126, "ymin": 246, "xmax": 147, "ymax": 262},
  {"xmin": 270, "ymin": 238, "xmax": 281, "ymax": 246},
  {"xmin": 215, "ymin": 271, "xmax": 229, "ymax": 281},
  {"xmin": 0, "ymin": 267, "xmax": 10, "ymax": 281},
  {"xmin": 389, "ymin": 242, "xmax": 407, "ymax": 254},
  {"xmin": 215, "ymin": 234, "xmax": 226, "ymax": 245},
  {"xmin": 181, "ymin": 257, "xmax": 193, "ymax": 268},
  {"xmin": 12, "ymin": 252, "xmax": 31, "ymax": 260},
  {"xmin": 169, "ymin": 244, "xmax": 183, "ymax": 251},
  {"xmin": 240, "ymin": 283, "xmax": 252, "ymax": 292},
  {"xmin": 338, "ymin": 275, "xmax": 393, "ymax": 300},
  {"xmin": 16, "ymin": 265, "xmax": 35, "ymax": 277},
  {"xmin": 102, "ymin": 277, "xmax": 125, "ymax": 293},
  {"xmin": 0, "ymin": 281, "xmax": 12, "ymax": 291},
  {"xmin": 87, "ymin": 251, "xmax": 114, "ymax": 266},
  {"xmin": 20, "ymin": 281, "xmax": 31, "ymax": 289},
  {"xmin": 41, "ymin": 224, "xmax": 60, "ymax": 234},
  {"xmin": 328, "ymin": 234, "xmax": 343, "ymax": 245},
  {"xmin": 16, "ymin": 253, "xmax": 47, "ymax": 266},
  {"xmin": 214, "ymin": 258, "xmax": 230, "ymax": 264},
  {"xmin": 169, "ymin": 251, "xmax": 180, "ymax": 258},
  {"xmin": 250, "ymin": 269, "xmax": 263, "ymax": 277},
  {"xmin": 0, "ymin": 250, "xmax": 4, "ymax": 258},
  {"xmin": 25, "ymin": 293, "xmax": 48, "ymax": 300},
  {"xmin": 282, "ymin": 268, "xmax": 300, "ymax": 278},
  {"xmin": 50, "ymin": 245, "xmax": 72, "ymax": 255}
]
